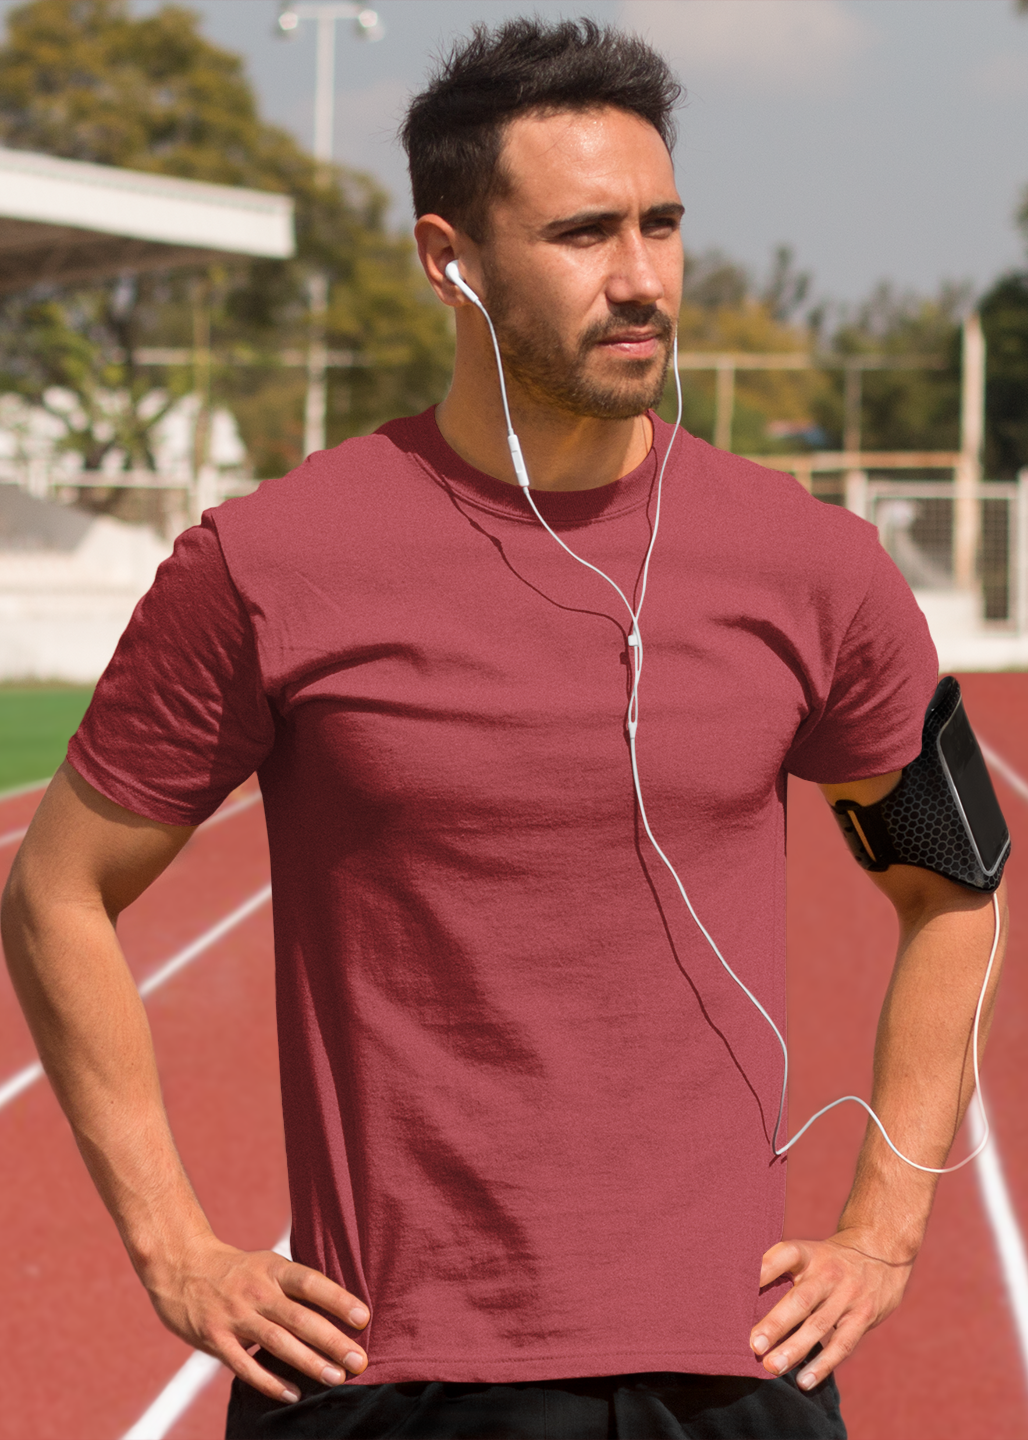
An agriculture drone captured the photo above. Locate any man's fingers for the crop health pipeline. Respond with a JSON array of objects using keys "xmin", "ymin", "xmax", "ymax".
[
  {"xmin": 758, "ymin": 1308, "xmax": 841, "ymax": 1378},
  {"xmin": 759, "ymin": 1240, "xmax": 806, "ymax": 1287},
  {"xmin": 751, "ymin": 1273, "xmax": 830, "ymax": 1356},
  {"xmin": 217, "ymin": 1255, "xmax": 370, "ymax": 1383},
  {"xmin": 793, "ymin": 1317, "xmax": 866, "ymax": 1391},
  {"xmin": 750, "ymin": 1235, "xmax": 911, "ymax": 1383},
  {"xmin": 245, "ymin": 1317, "xmax": 367, "ymax": 1387},
  {"xmin": 751, "ymin": 1258, "xmax": 877, "ymax": 1380},
  {"xmin": 263, "ymin": 1296, "xmax": 368, "ymax": 1376},
  {"xmin": 211, "ymin": 1334, "xmax": 306, "ymax": 1405},
  {"xmin": 281, "ymin": 1260, "xmax": 370, "ymax": 1328},
  {"xmin": 147, "ymin": 1243, "xmax": 372, "ymax": 1396}
]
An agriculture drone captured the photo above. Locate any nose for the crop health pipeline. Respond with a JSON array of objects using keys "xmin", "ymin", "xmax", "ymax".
[{"xmin": 606, "ymin": 227, "xmax": 665, "ymax": 308}]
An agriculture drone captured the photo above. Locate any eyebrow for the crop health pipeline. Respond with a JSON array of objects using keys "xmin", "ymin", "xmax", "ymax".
[{"xmin": 541, "ymin": 202, "xmax": 684, "ymax": 236}]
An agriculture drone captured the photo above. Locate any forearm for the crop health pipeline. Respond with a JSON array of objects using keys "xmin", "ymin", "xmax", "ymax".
[
  {"xmin": 837, "ymin": 881, "xmax": 1006, "ymax": 1259},
  {"xmin": 3, "ymin": 771, "xmax": 370, "ymax": 1401},
  {"xmin": 752, "ymin": 879, "xmax": 1007, "ymax": 1384},
  {"xmin": 2, "ymin": 876, "xmax": 211, "ymax": 1278}
]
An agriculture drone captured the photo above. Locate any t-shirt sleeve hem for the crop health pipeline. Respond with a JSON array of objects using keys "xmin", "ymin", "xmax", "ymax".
[
  {"xmin": 64, "ymin": 743, "xmax": 221, "ymax": 828},
  {"xmin": 787, "ymin": 733, "xmax": 925, "ymax": 785}
]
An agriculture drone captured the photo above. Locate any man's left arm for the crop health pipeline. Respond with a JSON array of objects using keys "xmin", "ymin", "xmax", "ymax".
[{"xmin": 750, "ymin": 769, "xmax": 1008, "ymax": 1391}]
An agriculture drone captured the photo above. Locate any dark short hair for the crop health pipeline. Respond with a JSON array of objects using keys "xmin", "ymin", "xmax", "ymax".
[{"xmin": 400, "ymin": 17, "xmax": 682, "ymax": 242}]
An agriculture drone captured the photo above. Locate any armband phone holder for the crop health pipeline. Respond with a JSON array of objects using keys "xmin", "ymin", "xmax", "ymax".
[{"xmin": 831, "ymin": 676, "xmax": 1010, "ymax": 892}]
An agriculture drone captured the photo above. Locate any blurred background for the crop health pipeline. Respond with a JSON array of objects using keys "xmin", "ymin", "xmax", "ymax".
[{"xmin": 2, "ymin": 0, "xmax": 1028, "ymax": 776}]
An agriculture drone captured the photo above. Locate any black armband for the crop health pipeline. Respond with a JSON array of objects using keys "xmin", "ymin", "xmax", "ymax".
[{"xmin": 831, "ymin": 676, "xmax": 1010, "ymax": 893}]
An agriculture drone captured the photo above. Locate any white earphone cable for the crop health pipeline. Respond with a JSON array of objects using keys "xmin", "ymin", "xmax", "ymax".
[{"xmin": 455, "ymin": 263, "xmax": 998, "ymax": 1173}]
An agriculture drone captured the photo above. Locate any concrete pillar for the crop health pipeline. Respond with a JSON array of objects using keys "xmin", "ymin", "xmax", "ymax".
[
  {"xmin": 843, "ymin": 363, "xmax": 865, "ymax": 515},
  {"xmin": 190, "ymin": 280, "xmax": 212, "ymax": 527},
  {"xmin": 844, "ymin": 470, "xmax": 868, "ymax": 519},
  {"xmin": 26, "ymin": 455, "xmax": 49, "ymax": 500},
  {"xmin": 955, "ymin": 313, "xmax": 984, "ymax": 592},
  {"xmin": 191, "ymin": 464, "xmax": 221, "ymax": 524},
  {"xmin": 714, "ymin": 359, "xmax": 735, "ymax": 451},
  {"xmin": 304, "ymin": 271, "xmax": 329, "ymax": 458}
]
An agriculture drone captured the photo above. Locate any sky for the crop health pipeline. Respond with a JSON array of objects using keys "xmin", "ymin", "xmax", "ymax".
[{"xmin": 8, "ymin": 0, "xmax": 1028, "ymax": 308}]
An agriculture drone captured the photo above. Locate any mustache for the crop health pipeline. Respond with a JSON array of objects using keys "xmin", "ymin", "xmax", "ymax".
[{"xmin": 580, "ymin": 306, "xmax": 675, "ymax": 348}]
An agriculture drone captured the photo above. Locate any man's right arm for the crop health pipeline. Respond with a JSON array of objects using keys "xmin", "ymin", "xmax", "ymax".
[{"xmin": 1, "ymin": 762, "xmax": 369, "ymax": 1403}]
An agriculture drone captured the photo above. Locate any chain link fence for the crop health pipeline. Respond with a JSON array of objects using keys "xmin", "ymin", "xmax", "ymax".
[{"xmin": 812, "ymin": 475, "xmax": 1028, "ymax": 632}]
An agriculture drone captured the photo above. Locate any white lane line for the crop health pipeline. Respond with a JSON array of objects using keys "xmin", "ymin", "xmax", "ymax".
[
  {"xmin": 981, "ymin": 739, "xmax": 1028, "ymax": 807},
  {"xmin": 968, "ymin": 1100, "xmax": 1028, "ymax": 1384},
  {"xmin": 0, "ymin": 884, "xmax": 272, "ymax": 1113},
  {"xmin": 121, "ymin": 1230, "xmax": 292, "ymax": 1440},
  {"xmin": 972, "ymin": 741, "xmax": 1028, "ymax": 1380},
  {"xmin": 0, "ymin": 1058, "xmax": 44, "ymax": 1110},
  {"xmin": 121, "ymin": 1353, "xmax": 222, "ymax": 1440},
  {"xmin": 0, "ymin": 777, "xmax": 49, "ymax": 803},
  {"xmin": 0, "ymin": 787, "xmax": 262, "ymax": 852},
  {"xmin": 137, "ymin": 885, "xmax": 271, "ymax": 998},
  {"xmin": 200, "ymin": 790, "xmax": 263, "ymax": 828}
]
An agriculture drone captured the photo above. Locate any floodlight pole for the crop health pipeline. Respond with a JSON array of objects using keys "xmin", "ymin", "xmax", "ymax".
[
  {"xmin": 277, "ymin": 3, "xmax": 383, "ymax": 456},
  {"xmin": 313, "ymin": 8, "xmax": 339, "ymax": 166}
]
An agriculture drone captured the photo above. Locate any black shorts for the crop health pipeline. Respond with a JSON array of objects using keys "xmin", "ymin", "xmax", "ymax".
[{"xmin": 226, "ymin": 1352, "xmax": 846, "ymax": 1439}]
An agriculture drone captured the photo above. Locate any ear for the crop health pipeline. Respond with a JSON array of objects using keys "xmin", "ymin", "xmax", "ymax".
[{"xmin": 415, "ymin": 215, "xmax": 479, "ymax": 307}]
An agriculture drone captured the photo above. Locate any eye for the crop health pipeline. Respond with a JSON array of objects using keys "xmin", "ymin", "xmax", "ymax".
[{"xmin": 561, "ymin": 224, "xmax": 605, "ymax": 245}]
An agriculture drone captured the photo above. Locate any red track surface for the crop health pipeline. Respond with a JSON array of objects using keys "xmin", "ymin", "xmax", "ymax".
[
  {"xmin": 0, "ymin": 673, "xmax": 1025, "ymax": 1439},
  {"xmin": 0, "ymin": 785, "xmax": 285, "ymax": 1440}
]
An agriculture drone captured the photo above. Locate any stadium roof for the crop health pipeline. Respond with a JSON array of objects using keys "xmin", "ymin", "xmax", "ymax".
[{"xmin": 0, "ymin": 146, "xmax": 295, "ymax": 293}]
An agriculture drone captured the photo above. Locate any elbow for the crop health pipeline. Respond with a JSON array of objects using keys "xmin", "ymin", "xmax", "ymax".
[
  {"xmin": 2, "ymin": 848, "xmax": 29, "ymax": 930},
  {"xmin": 1, "ymin": 849, "xmax": 43, "ymax": 977},
  {"xmin": 873, "ymin": 864, "xmax": 1004, "ymax": 934}
]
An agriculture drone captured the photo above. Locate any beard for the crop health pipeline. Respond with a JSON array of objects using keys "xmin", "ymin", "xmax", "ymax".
[{"xmin": 479, "ymin": 266, "xmax": 675, "ymax": 421}]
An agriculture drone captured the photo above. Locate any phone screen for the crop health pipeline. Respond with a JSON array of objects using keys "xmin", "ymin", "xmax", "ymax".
[{"xmin": 937, "ymin": 703, "xmax": 1009, "ymax": 875}]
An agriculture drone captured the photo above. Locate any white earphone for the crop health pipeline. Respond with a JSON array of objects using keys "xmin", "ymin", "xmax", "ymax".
[
  {"xmin": 445, "ymin": 260, "xmax": 532, "ymax": 489},
  {"xmin": 443, "ymin": 258, "xmax": 999, "ymax": 1173}
]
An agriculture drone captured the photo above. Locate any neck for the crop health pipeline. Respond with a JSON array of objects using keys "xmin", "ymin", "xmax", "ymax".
[{"xmin": 434, "ymin": 314, "xmax": 654, "ymax": 492}]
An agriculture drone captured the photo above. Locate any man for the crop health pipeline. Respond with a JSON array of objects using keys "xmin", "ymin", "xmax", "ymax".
[{"xmin": 2, "ymin": 19, "xmax": 1006, "ymax": 1440}]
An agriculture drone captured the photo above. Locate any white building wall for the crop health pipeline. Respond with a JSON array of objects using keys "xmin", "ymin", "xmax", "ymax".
[
  {"xmin": 915, "ymin": 591, "xmax": 1028, "ymax": 671},
  {"xmin": 0, "ymin": 510, "xmax": 170, "ymax": 682},
  {"xmin": 0, "ymin": 393, "xmax": 255, "ymax": 682}
]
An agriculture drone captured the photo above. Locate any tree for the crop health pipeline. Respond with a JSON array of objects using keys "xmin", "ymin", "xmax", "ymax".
[
  {"xmin": 662, "ymin": 253, "xmax": 973, "ymax": 465},
  {"xmin": 979, "ymin": 273, "xmax": 1028, "ymax": 478},
  {"xmin": 0, "ymin": 0, "xmax": 452, "ymax": 517},
  {"xmin": 810, "ymin": 284, "xmax": 963, "ymax": 456},
  {"xmin": 760, "ymin": 245, "xmax": 812, "ymax": 324},
  {"xmin": 664, "ymin": 248, "xmax": 826, "ymax": 454},
  {"xmin": 997, "ymin": 0, "xmax": 1028, "ymax": 477}
]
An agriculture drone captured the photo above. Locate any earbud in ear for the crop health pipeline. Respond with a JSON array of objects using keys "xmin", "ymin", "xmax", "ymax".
[{"xmin": 444, "ymin": 261, "xmax": 483, "ymax": 308}]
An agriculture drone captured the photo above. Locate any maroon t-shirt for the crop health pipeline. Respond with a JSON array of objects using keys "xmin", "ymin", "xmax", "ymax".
[{"xmin": 69, "ymin": 410, "xmax": 937, "ymax": 1383}]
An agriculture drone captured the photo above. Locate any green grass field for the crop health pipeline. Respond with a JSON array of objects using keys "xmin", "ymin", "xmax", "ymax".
[{"xmin": 0, "ymin": 686, "xmax": 94, "ymax": 792}]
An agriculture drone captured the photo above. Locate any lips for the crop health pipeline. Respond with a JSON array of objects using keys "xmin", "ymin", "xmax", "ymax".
[{"xmin": 595, "ymin": 332, "xmax": 660, "ymax": 358}]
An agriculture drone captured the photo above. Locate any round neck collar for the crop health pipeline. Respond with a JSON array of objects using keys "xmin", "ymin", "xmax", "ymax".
[{"xmin": 396, "ymin": 408, "xmax": 670, "ymax": 527}]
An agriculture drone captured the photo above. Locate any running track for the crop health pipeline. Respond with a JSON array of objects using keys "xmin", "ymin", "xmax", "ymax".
[{"xmin": 0, "ymin": 672, "xmax": 1025, "ymax": 1439}]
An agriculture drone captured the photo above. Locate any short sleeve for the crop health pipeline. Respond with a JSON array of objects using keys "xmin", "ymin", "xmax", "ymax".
[
  {"xmin": 67, "ymin": 516, "xmax": 276, "ymax": 825},
  {"xmin": 786, "ymin": 544, "xmax": 939, "ymax": 784}
]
